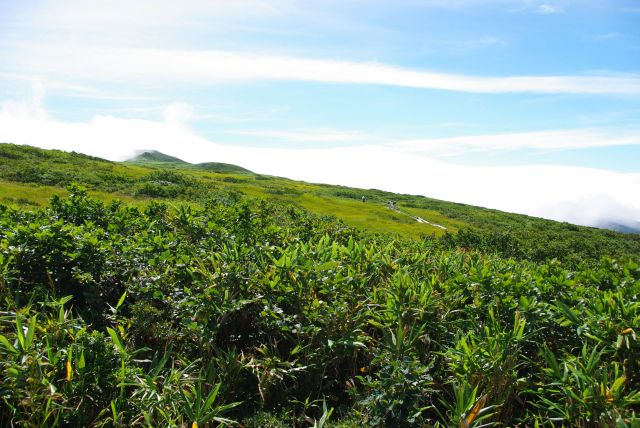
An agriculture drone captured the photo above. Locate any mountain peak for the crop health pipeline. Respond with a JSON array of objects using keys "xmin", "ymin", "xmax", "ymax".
[{"xmin": 127, "ymin": 150, "xmax": 188, "ymax": 164}]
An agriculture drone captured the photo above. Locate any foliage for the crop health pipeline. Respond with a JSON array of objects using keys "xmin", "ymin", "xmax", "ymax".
[
  {"xmin": 1, "ymin": 188, "xmax": 639, "ymax": 425},
  {"xmin": 0, "ymin": 145, "xmax": 640, "ymax": 426}
]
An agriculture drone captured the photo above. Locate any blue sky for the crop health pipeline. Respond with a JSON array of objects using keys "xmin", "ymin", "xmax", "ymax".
[{"xmin": 1, "ymin": 0, "xmax": 639, "ymax": 227}]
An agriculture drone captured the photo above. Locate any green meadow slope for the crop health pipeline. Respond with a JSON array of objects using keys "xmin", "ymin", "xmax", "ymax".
[{"xmin": 0, "ymin": 142, "xmax": 638, "ymax": 264}]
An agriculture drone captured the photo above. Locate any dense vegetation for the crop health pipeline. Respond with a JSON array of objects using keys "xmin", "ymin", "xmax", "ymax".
[
  {"xmin": 1, "ymin": 182, "xmax": 639, "ymax": 426},
  {"xmin": 1, "ymin": 143, "xmax": 639, "ymax": 425}
]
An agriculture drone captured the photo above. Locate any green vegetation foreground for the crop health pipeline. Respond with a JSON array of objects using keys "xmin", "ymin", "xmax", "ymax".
[{"xmin": 1, "ymin": 187, "xmax": 640, "ymax": 426}]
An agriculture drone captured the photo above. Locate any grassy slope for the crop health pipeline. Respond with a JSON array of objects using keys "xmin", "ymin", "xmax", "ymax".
[
  {"xmin": 0, "ymin": 143, "xmax": 638, "ymax": 251},
  {"xmin": 0, "ymin": 143, "xmax": 463, "ymax": 237},
  {"xmin": 0, "ymin": 180, "xmax": 143, "ymax": 207}
]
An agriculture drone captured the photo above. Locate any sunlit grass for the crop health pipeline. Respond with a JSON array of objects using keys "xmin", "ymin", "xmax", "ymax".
[
  {"xmin": 213, "ymin": 175, "xmax": 465, "ymax": 237},
  {"xmin": 0, "ymin": 180, "xmax": 143, "ymax": 208}
]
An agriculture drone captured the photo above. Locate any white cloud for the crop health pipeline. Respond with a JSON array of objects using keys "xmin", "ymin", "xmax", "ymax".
[
  {"xmin": 0, "ymin": 79, "xmax": 48, "ymax": 119},
  {"xmin": 536, "ymin": 194, "xmax": 640, "ymax": 229},
  {"xmin": 595, "ymin": 32, "xmax": 623, "ymax": 41},
  {"xmin": 228, "ymin": 129, "xmax": 368, "ymax": 143},
  {"xmin": 163, "ymin": 103, "xmax": 196, "ymax": 128},
  {"xmin": 3, "ymin": 1, "xmax": 635, "ymax": 97},
  {"xmin": 516, "ymin": 0, "xmax": 567, "ymax": 14},
  {"xmin": 220, "ymin": 126, "xmax": 640, "ymax": 156},
  {"xmin": 538, "ymin": 3, "xmax": 563, "ymax": 14},
  {"xmin": 5, "ymin": 45, "xmax": 640, "ymax": 96},
  {"xmin": 1, "ymin": 104, "xmax": 639, "ymax": 229},
  {"xmin": 7, "ymin": 0, "xmax": 291, "ymax": 35},
  {"xmin": 383, "ymin": 0, "xmax": 570, "ymax": 13},
  {"xmin": 392, "ymin": 128, "xmax": 640, "ymax": 156}
]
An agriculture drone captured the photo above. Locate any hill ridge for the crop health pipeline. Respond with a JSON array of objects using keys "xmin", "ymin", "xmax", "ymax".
[{"xmin": 126, "ymin": 150, "xmax": 189, "ymax": 164}]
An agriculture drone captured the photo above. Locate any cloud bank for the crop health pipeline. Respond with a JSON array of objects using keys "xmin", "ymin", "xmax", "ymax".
[{"xmin": 1, "ymin": 103, "xmax": 639, "ymax": 230}]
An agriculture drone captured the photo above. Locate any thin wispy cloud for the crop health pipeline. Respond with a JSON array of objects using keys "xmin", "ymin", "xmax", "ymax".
[
  {"xmin": 595, "ymin": 32, "xmax": 623, "ymax": 41},
  {"xmin": 515, "ymin": 0, "xmax": 567, "ymax": 14},
  {"xmin": 391, "ymin": 0, "xmax": 569, "ymax": 13},
  {"xmin": 435, "ymin": 36, "xmax": 507, "ymax": 52},
  {"xmin": 392, "ymin": 129, "xmax": 640, "ymax": 157},
  {"xmin": 6, "ymin": 45, "xmax": 640, "ymax": 96},
  {"xmin": 5, "ymin": 0, "xmax": 291, "ymax": 33},
  {"xmin": 537, "ymin": 3, "xmax": 563, "ymax": 14},
  {"xmin": 222, "ymin": 127, "xmax": 640, "ymax": 156},
  {"xmin": 229, "ymin": 129, "xmax": 368, "ymax": 143}
]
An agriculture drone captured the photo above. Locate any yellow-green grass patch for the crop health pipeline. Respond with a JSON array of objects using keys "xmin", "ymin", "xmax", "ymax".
[{"xmin": 0, "ymin": 180, "xmax": 143, "ymax": 209}]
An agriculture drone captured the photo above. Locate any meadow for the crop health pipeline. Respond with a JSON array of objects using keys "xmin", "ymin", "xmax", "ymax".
[{"xmin": 1, "ymin": 143, "xmax": 639, "ymax": 426}]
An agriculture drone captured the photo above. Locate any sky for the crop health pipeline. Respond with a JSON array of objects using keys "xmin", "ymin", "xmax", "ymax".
[{"xmin": 1, "ymin": 0, "xmax": 639, "ymax": 229}]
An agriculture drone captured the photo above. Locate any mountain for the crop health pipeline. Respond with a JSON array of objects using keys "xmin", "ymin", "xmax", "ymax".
[
  {"xmin": 195, "ymin": 162, "xmax": 253, "ymax": 174},
  {"xmin": 125, "ymin": 150, "xmax": 189, "ymax": 165},
  {"xmin": 596, "ymin": 220, "xmax": 640, "ymax": 234},
  {"xmin": 125, "ymin": 150, "xmax": 253, "ymax": 174}
]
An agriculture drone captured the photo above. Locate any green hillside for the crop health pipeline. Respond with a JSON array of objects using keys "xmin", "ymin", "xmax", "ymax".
[
  {"xmin": 1, "ymin": 143, "xmax": 640, "ymax": 426},
  {"xmin": 126, "ymin": 150, "xmax": 190, "ymax": 165},
  {"xmin": 126, "ymin": 150, "xmax": 253, "ymax": 174},
  {"xmin": 196, "ymin": 161, "xmax": 253, "ymax": 174}
]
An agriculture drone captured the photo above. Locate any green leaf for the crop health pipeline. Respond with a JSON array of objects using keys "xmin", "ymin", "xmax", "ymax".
[
  {"xmin": 24, "ymin": 316, "xmax": 37, "ymax": 351},
  {"xmin": 107, "ymin": 327, "xmax": 126, "ymax": 354},
  {"xmin": 59, "ymin": 295, "xmax": 73, "ymax": 306},
  {"xmin": 612, "ymin": 375, "xmax": 626, "ymax": 392},
  {"xmin": 116, "ymin": 291, "xmax": 127, "ymax": 310},
  {"xmin": 202, "ymin": 383, "xmax": 221, "ymax": 414},
  {"xmin": 15, "ymin": 317, "xmax": 25, "ymax": 350},
  {"xmin": 0, "ymin": 334, "xmax": 18, "ymax": 354},
  {"xmin": 555, "ymin": 301, "xmax": 580, "ymax": 326},
  {"xmin": 290, "ymin": 344, "xmax": 303, "ymax": 355},
  {"xmin": 78, "ymin": 350, "xmax": 86, "ymax": 370},
  {"xmin": 110, "ymin": 400, "xmax": 118, "ymax": 423},
  {"xmin": 368, "ymin": 320, "xmax": 386, "ymax": 329},
  {"xmin": 583, "ymin": 332, "xmax": 603, "ymax": 342}
]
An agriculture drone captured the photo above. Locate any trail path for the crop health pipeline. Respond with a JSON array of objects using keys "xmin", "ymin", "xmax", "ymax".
[
  {"xmin": 413, "ymin": 216, "xmax": 447, "ymax": 230},
  {"xmin": 385, "ymin": 201, "xmax": 448, "ymax": 230}
]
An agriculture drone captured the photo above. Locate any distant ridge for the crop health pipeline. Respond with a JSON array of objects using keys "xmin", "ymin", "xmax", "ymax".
[
  {"xmin": 126, "ymin": 150, "xmax": 189, "ymax": 164},
  {"xmin": 595, "ymin": 221, "xmax": 640, "ymax": 234},
  {"xmin": 196, "ymin": 162, "xmax": 253, "ymax": 174},
  {"xmin": 125, "ymin": 150, "xmax": 252, "ymax": 173}
]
